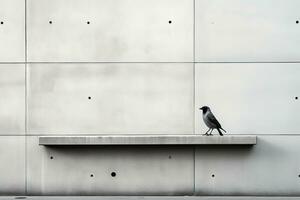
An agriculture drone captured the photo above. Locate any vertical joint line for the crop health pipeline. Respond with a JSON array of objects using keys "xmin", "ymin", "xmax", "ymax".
[
  {"xmin": 193, "ymin": 0, "xmax": 196, "ymax": 195},
  {"xmin": 193, "ymin": 0, "xmax": 195, "ymax": 62},
  {"xmin": 193, "ymin": 0, "xmax": 196, "ymax": 133},
  {"xmin": 193, "ymin": 147, "xmax": 196, "ymax": 195},
  {"xmin": 24, "ymin": 0, "xmax": 27, "ymax": 195},
  {"xmin": 25, "ymin": 0, "xmax": 27, "ymax": 63}
]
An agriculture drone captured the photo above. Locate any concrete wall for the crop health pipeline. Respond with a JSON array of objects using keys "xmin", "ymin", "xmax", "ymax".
[{"xmin": 0, "ymin": 0, "xmax": 299, "ymax": 196}]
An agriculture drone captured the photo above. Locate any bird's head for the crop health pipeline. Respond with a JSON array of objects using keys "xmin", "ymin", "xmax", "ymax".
[{"xmin": 199, "ymin": 106, "xmax": 210, "ymax": 113}]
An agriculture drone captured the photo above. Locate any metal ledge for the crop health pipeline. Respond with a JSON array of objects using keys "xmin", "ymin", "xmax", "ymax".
[{"xmin": 39, "ymin": 135, "xmax": 257, "ymax": 145}]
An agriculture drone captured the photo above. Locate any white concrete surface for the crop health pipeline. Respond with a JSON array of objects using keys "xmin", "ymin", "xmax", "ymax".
[
  {"xmin": 0, "ymin": 136, "xmax": 25, "ymax": 195},
  {"xmin": 0, "ymin": 0, "xmax": 25, "ymax": 62},
  {"xmin": 195, "ymin": 63, "xmax": 300, "ymax": 135},
  {"xmin": 195, "ymin": 136, "xmax": 300, "ymax": 195},
  {"xmin": 195, "ymin": 0, "xmax": 300, "ymax": 62},
  {"xmin": 0, "ymin": 0, "xmax": 300, "ymax": 197},
  {"xmin": 27, "ymin": 0, "xmax": 193, "ymax": 62},
  {"xmin": 0, "ymin": 64, "xmax": 25, "ymax": 135},
  {"xmin": 27, "ymin": 136, "xmax": 194, "ymax": 195},
  {"xmin": 27, "ymin": 63, "xmax": 193, "ymax": 134}
]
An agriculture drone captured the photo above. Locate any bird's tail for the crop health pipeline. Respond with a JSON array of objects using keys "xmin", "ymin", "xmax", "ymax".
[
  {"xmin": 220, "ymin": 127, "xmax": 226, "ymax": 133},
  {"xmin": 217, "ymin": 128, "xmax": 223, "ymax": 136}
]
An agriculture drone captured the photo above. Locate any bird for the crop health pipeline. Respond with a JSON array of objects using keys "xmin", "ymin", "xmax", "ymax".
[{"xmin": 199, "ymin": 106, "xmax": 226, "ymax": 136}]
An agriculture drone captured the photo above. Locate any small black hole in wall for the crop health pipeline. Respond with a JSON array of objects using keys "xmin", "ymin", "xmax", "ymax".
[
  {"xmin": 168, "ymin": 155, "xmax": 172, "ymax": 159},
  {"xmin": 90, "ymin": 174, "xmax": 94, "ymax": 177},
  {"xmin": 168, "ymin": 20, "xmax": 172, "ymax": 24},
  {"xmin": 87, "ymin": 21, "xmax": 90, "ymax": 24},
  {"xmin": 0, "ymin": 21, "xmax": 3, "ymax": 25},
  {"xmin": 50, "ymin": 156, "xmax": 53, "ymax": 159},
  {"xmin": 212, "ymin": 174, "xmax": 215, "ymax": 178},
  {"xmin": 298, "ymin": 174, "xmax": 300, "ymax": 178},
  {"xmin": 88, "ymin": 96, "xmax": 91, "ymax": 100},
  {"xmin": 111, "ymin": 172, "xmax": 116, "ymax": 177},
  {"xmin": 49, "ymin": 21, "xmax": 52, "ymax": 24},
  {"xmin": 296, "ymin": 96, "xmax": 298, "ymax": 100},
  {"xmin": 297, "ymin": 20, "xmax": 299, "ymax": 24}
]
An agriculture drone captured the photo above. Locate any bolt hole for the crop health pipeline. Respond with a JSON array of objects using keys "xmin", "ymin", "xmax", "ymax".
[
  {"xmin": 212, "ymin": 174, "xmax": 215, "ymax": 178},
  {"xmin": 297, "ymin": 20, "xmax": 299, "ymax": 24},
  {"xmin": 168, "ymin": 155, "xmax": 172, "ymax": 159},
  {"xmin": 0, "ymin": 21, "xmax": 3, "ymax": 25},
  {"xmin": 88, "ymin": 96, "xmax": 91, "ymax": 100},
  {"xmin": 90, "ymin": 174, "xmax": 94, "ymax": 177},
  {"xmin": 168, "ymin": 20, "xmax": 172, "ymax": 24},
  {"xmin": 50, "ymin": 156, "xmax": 53, "ymax": 159},
  {"xmin": 296, "ymin": 96, "xmax": 298, "ymax": 100},
  {"xmin": 49, "ymin": 21, "xmax": 52, "ymax": 24},
  {"xmin": 298, "ymin": 174, "xmax": 300, "ymax": 178},
  {"xmin": 87, "ymin": 21, "xmax": 90, "ymax": 24},
  {"xmin": 111, "ymin": 172, "xmax": 116, "ymax": 177}
]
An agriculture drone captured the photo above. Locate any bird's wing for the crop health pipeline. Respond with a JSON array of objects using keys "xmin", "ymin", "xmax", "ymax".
[{"xmin": 207, "ymin": 112, "xmax": 222, "ymax": 128}]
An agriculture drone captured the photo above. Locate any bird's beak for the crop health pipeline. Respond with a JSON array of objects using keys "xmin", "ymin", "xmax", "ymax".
[{"xmin": 199, "ymin": 107, "xmax": 203, "ymax": 110}]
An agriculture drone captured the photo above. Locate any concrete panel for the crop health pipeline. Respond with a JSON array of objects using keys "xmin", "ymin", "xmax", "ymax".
[
  {"xmin": 0, "ymin": 0, "xmax": 25, "ymax": 62},
  {"xmin": 0, "ymin": 64, "xmax": 25, "ymax": 135},
  {"xmin": 27, "ymin": 0, "xmax": 193, "ymax": 62},
  {"xmin": 195, "ymin": 0, "xmax": 300, "ymax": 62},
  {"xmin": 28, "ymin": 63, "xmax": 193, "ymax": 134},
  {"xmin": 38, "ymin": 135, "xmax": 256, "ymax": 145},
  {"xmin": 195, "ymin": 63, "xmax": 300, "ymax": 134},
  {"xmin": 0, "ymin": 136, "xmax": 25, "ymax": 195},
  {"xmin": 195, "ymin": 135, "xmax": 300, "ymax": 195},
  {"xmin": 27, "ymin": 136, "xmax": 194, "ymax": 195}
]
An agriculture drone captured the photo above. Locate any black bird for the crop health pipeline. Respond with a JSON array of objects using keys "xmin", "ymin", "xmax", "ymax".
[{"xmin": 199, "ymin": 106, "xmax": 226, "ymax": 136}]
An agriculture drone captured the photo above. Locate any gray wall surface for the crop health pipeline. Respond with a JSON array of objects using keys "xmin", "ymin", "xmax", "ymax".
[{"xmin": 0, "ymin": 0, "xmax": 299, "ymax": 196}]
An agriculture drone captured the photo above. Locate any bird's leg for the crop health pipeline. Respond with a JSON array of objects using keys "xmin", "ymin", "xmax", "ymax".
[
  {"xmin": 206, "ymin": 128, "xmax": 211, "ymax": 134},
  {"xmin": 209, "ymin": 129, "xmax": 214, "ymax": 136},
  {"xmin": 203, "ymin": 128, "xmax": 211, "ymax": 136}
]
